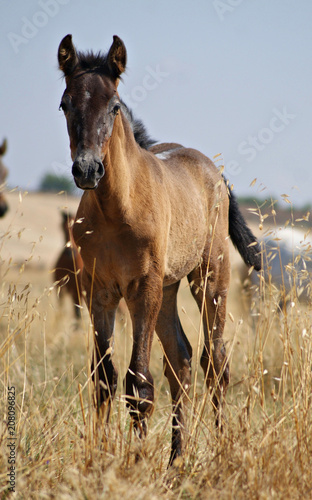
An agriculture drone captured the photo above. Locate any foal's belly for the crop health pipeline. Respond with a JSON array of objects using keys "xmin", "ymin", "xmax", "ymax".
[
  {"xmin": 163, "ymin": 227, "xmax": 207, "ymax": 286},
  {"xmin": 163, "ymin": 260, "xmax": 200, "ymax": 286}
]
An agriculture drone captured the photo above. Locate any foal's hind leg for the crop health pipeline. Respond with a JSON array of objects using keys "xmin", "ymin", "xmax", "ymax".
[
  {"xmin": 188, "ymin": 251, "xmax": 230, "ymax": 426},
  {"xmin": 156, "ymin": 281, "xmax": 192, "ymax": 466}
]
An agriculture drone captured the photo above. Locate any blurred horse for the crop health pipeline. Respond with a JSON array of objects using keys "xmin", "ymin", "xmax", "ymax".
[
  {"xmin": 54, "ymin": 211, "xmax": 83, "ymax": 318},
  {"xmin": 57, "ymin": 34, "xmax": 261, "ymax": 465},
  {"xmin": 0, "ymin": 138, "xmax": 9, "ymax": 217},
  {"xmin": 242, "ymin": 227, "xmax": 312, "ymax": 310}
]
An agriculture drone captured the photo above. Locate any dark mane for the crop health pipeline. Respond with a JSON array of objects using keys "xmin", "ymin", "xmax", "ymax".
[
  {"xmin": 76, "ymin": 51, "xmax": 156, "ymax": 150},
  {"xmin": 77, "ymin": 50, "xmax": 109, "ymax": 73},
  {"xmin": 120, "ymin": 100, "xmax": 156, "ymax": 150}
]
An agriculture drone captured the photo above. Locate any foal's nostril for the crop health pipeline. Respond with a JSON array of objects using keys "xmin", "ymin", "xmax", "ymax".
[
  {"xmin": 96, "ymin": 161, "xmax": 104, "ymax": 177},
  {"xmin": 72, "ymin": 162, "xmax": 83, "ymax": 179}
]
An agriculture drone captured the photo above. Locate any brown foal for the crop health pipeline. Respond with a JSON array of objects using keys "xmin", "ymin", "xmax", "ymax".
[{"xmin": 57, "ymin": 34, "xmax": 261, "ymax": 465}]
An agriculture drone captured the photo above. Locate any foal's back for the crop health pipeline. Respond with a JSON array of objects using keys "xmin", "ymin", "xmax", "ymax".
[{"xmin": 148, "ymin": 142, "xmax": 229, "ymax": 286}]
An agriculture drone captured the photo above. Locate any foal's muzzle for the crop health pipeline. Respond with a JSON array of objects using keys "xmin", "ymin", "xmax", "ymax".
[{"xmin": 72, "ymin": 151, "xmax": 104, "ymax": 190}]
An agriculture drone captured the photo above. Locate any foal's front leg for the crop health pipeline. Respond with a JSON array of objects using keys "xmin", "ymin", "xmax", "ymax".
[
  {"xmin": 125, "ymin": 275, "xmax": 163, "ymax": 429},
  {"xmin": 92, "ymin": 307, "xmax": 118, "ymax": 410},
  {"xmin": 84, "ymin": 275, "xmax": 119, "ymax": 410}
]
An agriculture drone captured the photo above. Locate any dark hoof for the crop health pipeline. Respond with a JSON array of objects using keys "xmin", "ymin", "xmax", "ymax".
[{"xmin": 125, "ymin": 370, "xmax": 154, "ymax": 417}]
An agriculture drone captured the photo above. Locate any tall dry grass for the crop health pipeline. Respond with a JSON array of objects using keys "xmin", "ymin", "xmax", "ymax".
[{"xmin": 1, "ymin": 193, "xmax": 312, "ymax": 499}]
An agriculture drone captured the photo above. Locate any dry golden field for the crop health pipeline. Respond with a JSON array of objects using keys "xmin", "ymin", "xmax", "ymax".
[{"xmin": 1, "ymin": 191, "xmax": 312, "ymax": 499}]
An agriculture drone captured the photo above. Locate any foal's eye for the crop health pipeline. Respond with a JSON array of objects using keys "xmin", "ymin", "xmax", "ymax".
[
  {"xmin": 59, "ymin": 101, "xmax": 67, "ymax": 113},
  {"xmin": 112, "ymin": 103, "xmax": 120, "ymax": 115}
]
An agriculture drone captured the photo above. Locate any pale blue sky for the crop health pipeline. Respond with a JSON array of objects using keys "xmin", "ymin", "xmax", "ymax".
[{"xmin": 0, "ymin": 0, "xmax": 311, "ymax": 206}]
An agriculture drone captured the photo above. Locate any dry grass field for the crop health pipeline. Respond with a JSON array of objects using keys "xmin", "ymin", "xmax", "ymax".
[{"xmin": 1, "ymin": 191, "xmax": 312, "ymax": 499}]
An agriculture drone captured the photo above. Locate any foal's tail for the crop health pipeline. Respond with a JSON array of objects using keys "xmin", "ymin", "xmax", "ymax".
[{"xmin": 228, "ymin": 190, "xmax": 262, "ymax": 271}]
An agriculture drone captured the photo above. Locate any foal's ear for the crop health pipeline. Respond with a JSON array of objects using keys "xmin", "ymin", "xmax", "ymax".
[
  {"xmin": 0, "ymin": 138, "xmax": 7, "ymax": 156},
  {"xmin": 107, "ymin": 35, "xmax": 127, "ymax": 80},
  {"xmin": 58, "ymin": 34, "xmax": 78, "ymax": 76}
]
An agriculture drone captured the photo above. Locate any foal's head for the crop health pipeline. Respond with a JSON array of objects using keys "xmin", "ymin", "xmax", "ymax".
[
  {"xmin": 0, "ymin": 138, "xmax": 8, "ymax": 217},
  {"xmin": 58, "ymin": 35, "xmax": 127, "ymax": 189}
]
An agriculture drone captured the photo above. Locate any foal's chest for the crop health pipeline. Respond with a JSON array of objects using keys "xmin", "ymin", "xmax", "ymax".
[{"xmin": 73, "ymin": 210, "xmax": 152, "ymax": 284}]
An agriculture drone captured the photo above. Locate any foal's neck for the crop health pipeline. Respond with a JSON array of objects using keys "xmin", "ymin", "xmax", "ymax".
[{"xmin": 92, "ymin": 112, "xmax": 143, "ymax": 219}]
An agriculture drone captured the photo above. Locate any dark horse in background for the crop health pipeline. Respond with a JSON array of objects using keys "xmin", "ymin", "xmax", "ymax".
[
  {"xmin": 54, "ymin": 211, "xmax": 83, "ymax": 319},
  {"xmin": 57, "ymin": 34, "xmax": 261, "ymax": 465},
  {"xmin": 0, "ymin": 138, "xmax": 9, "ymax": 217}
]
